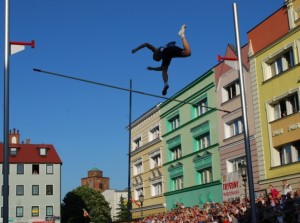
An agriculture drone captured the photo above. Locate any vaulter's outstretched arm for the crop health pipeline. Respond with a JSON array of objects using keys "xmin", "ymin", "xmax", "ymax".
[{"xmin": 132, "ymin": 43, "xmax": 157, "ymax": 54}]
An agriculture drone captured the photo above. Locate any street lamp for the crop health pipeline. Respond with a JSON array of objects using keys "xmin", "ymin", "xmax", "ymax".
[
  {"xmin": 240, "ymin": 162, "xmax": 247, "ymax": 202},
  {"xmin": 139, "ymin": 192, "xmax": 144, "ymax": 218}
]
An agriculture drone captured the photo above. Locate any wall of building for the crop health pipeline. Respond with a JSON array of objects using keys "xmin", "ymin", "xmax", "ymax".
[{"xmin": 161, "ymin": 69, "xmax": 223, "ymax": 210}]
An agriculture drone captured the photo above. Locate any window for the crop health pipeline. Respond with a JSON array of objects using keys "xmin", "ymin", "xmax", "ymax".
[
  {"xmin": 40, "ymin": 148, "xmax": 47, "ymax": 156},
  {"xmin": 223, "ymin": 80, "xmax": 240, "ymax": 102},
  {"xmin": 275, "ymin": 141, "xmax": 300, "ymax": 166},
  {"xmin": 151, "ymin": 182, "xmax": 162, "ymax": 196},
  {"xmin": 149, "ymin": 125, "xmax": 160, "ymax": 141},
  {"xmin": 31, "ymin": 206, "xmax": 39, "ymax": 217},
  {"xmin": 167, "ymin": 136, "xmax": 181, "ymax": 161},
  {"xmin": 194, "ymin": 98, "xmax": 208, "ymax": 116},
  {"xmin": 46, "ymin": 185, "xmax": 53, "ymax": 195},
  {"xmin": 265, "ymin": 48, "xmax": 295, "ymax": 80},
  {"xmin": 171, "ymin": 146, "xmax": 182, "ymax": 160},
  {"xmin": 226, "ymin": 157, "xmax": 246, "ymax": 173},
  {"xmin": 133, "ymin": 159, "xmax": 143, "ymax": 175},
  {"xmin": 16, "ymin": 185, "xmax": 24, "ymax": 196},
  {"xmin": 225, "ymin": 118, "xmax": 243, "ymax": 138},
  {"xmin": 172, "ymin": 176, "xmax": 183, "ymax": 190},
  {"xmin": 196, "ymin": 133, "xmax": 210, "ymax": 150},
  {"xmin": 279, "ymin": 145, "xmax": 292, "ymax": 165},
  {"xmin": 17, "ymin": 164, "xmax": 24, "ymax": 175},
  {"xmin": 168, "ymin": 115, "xmax": 180, "ymax": 131},
  {"xmin": 32, "ymin": 164, "xmax": 39, "ymax": 174},
  {"xmin": 32, "ymin": 185, "xmax": 39, "ymax": 195},
  {"xmin": 46, "ymin": 206, "xmax": 53, "ymax": 217},
  {"xmin": 11, "ymin": 136, "xmax": 17, "ymax": 144},
  {"xmin": 269, "ymin": 93, "xmax": 299, "ymax": 121},
  {"xmin": 10, "ymin": 148, "xmax": 18, "ymax": 156},
  {"xmin": 150, "ymin": 154, "xmax": 161, "ymax": 168},
  {"xmin": 198, "ymin": 167, "xmax": 213, "ymax": 184},
  {"xmin": 16, "ymin": 206, "xmax": 23, "ymax": 217},
  {"xmin": 46, "ymin": 164, "xmax": 53, "ymax": 174},
  {"xmin": 133, "ymin": 136, "xmax": 142, "ymax": 150}
]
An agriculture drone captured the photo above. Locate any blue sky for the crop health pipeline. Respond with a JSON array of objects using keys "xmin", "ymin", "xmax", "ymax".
[{"xmin": 0, "ymin": 1, "xmax": 283, "ymax": 197}]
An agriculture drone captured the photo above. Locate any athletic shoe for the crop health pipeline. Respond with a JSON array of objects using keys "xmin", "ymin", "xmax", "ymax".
[
  {"xmin": 162, "ymin": 85, "xmax": 169, "ymax": 96},
  {"xmin": 178, "ymin": 24, "xmax": 186, "ymax": 38}
]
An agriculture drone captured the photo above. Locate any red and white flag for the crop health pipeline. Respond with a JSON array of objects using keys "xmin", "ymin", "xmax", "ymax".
[
  {"xmin": 83, "ymin": 208, "xmax": 90, "ymax": 218},
  {"xmin": 130, "ymin": 197, "xmax": 140, "ymax": 207}
]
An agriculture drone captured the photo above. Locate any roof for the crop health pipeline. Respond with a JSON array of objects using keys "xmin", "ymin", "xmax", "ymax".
[
  {"xmin": 247, "ymin": 6, "xmax": 289, "ymax": 54},
  {"xmin": 90, "ymin": 167, "xmax": 100, "ymax": 171},
  {"xmin": 0, "ymin": 143, "xmax": 62, "ymax": 164}
]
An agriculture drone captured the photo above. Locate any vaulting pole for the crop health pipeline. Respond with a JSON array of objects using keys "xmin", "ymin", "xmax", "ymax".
[
  {"xmin": 233, "ymin": 3, "xmax": 256, "ymax": 222},
  {"xmin": 3, "ymin": 0, "xmax": 10, "ymax": 223}
]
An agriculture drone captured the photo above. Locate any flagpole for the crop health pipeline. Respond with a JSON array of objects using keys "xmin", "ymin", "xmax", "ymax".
[
  {"xmin": 233, "ymin": 3, "xmax": 256, "ymax": 222},
  {"xmin": 3, "ymin": 0, "xmax": 10, "ymax": 222}
]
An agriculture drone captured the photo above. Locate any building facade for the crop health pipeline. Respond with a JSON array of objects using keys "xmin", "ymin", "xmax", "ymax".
[
  {"xmin": 215, "ymin": 44, "xmax": 260, "ymax": 201},
  {"xmin": 130, "ymin": 104, "xmax": 165, "ymax": 219},
  {"xmin": 160, "ymin": 69, "xmax": 223, "ymax": 210},
  {"xmin": 248, "ymin": 0, "xmax": 300, "ymax": 191},
  {"xmin": 81, "ymin": 167, "xmax": 110, "ymax": 193},
  {"xmin": 0, "ymin": 129, "xmax": 62, "ymax": 223},
  {"xmin": 102, "ymin": 189, "xmax": 128, "ymax": 221}
]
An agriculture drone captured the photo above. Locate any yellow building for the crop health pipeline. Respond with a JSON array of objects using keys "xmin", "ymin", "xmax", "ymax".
[
  {"xmin": 130, "ymin": 104, "xmax": 166, "ymax": 219},
  {"xmin": 249, "ymin": 0, "xmax": 300, "ymax": 192}
]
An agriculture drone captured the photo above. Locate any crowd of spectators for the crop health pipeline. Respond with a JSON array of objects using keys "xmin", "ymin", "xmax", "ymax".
[{"xmin": 134, "ymin": 181, "xmax": 300, "ymax": 223}]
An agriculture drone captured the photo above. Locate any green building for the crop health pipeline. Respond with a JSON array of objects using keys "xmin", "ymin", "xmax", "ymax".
[{"xmin": 160, "ymin": 69, "xmax": 223, "ymax": 210}]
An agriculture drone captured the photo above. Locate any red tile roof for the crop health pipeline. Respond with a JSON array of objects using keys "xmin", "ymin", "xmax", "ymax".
[
  {"xmin": 0, "ymin": 143, "xmax": 62, "ymax": 164},
  {"xmin": 247, "ymin": 6, "xmax": 289, "ymax": 54}
]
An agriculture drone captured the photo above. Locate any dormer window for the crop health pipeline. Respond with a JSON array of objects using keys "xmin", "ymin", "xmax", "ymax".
[
  {"xmin": 10, "ymin": 148, "xmax": 18, "ymax": 156},
  {"xmin": 39, "ymin": 148, "xmax": 47, "ymax": 156}
]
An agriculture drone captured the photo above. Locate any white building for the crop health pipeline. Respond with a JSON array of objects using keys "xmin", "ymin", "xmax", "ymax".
[
  {"xmin": 0, "ymin": 129, "xmax": 62, "ymax": 223},
  {"xmin": 102, "ymin": 189, "xmax": 128, "ymax": 221}
]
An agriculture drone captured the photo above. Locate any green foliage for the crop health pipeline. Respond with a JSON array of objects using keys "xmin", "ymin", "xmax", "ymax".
[
  {"xmin": 61, "ymin": 186, "xmax": 112, "ymax": 223},
  {"xmin": 115, "ymin": 195, "xmax": 131, "ymax": 221}
]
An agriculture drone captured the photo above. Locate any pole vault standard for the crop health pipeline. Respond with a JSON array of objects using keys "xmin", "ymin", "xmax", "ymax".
[
  {"xmin": 3, "ymin": 1, "xmax": 10, "ymax": 223},
  {"xmin": 127, "ymin": 80, "xmax": 132, "ymax": 223},
  {"xmin": 3, "ymin": 1, "xmax": 34, "ymax": 223},
  {"xmin": 218, "ymin": 3, "xmax": 256, "ymax": 222},
  {"xmin": 232, "ymin": 4, "xmax": 256, "ymax": 222},
  {"xmin": 33, "ymin": 68, "xmax": 232, "ymax": 114},
  {"xmin": 218, "ymin": 3, "xmax": 257, "ymax": 222}
]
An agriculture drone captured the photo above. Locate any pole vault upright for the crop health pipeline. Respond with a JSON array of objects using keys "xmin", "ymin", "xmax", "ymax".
[
  {"xmin": 3, "ymin": 1, "xmax": 34, "ymax": 223},
  {"xmin": 127, "ymin": 80, "xmax": 132, "ymax": 223},
  {"xmin": 3, "ymin": 1, "xmax": 10, "ymax": 223},
  {"xmin": 232, "ymin": 3, "xmax": 256, "ymax": 222}
]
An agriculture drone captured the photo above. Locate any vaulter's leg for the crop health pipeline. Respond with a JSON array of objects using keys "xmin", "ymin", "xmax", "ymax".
[
  {"xmin": 178, "ymin": 24, "xmax": 191, "ymax": 57},
  {"xmin": 162, "ymin": 67, "xmax": 169, "ymax": 96}
]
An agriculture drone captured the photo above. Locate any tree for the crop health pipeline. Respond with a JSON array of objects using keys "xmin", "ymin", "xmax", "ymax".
[
  {"xmin": 115, "ymin": 195, "xmax": 130, "ymax": 221},
  {"xmin": 61, "ymin": 186, "xmax": 111, "ymax": 223}
]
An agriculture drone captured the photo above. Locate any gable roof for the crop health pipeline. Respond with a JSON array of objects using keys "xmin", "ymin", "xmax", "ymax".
[{"xmin": 0, "ymin": 143, "xmax": 62, "ymax": 164}]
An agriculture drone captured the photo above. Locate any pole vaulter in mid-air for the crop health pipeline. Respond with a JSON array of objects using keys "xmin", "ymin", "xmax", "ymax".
[{"xmin": 131, "ymin": 24, "xmax": 191, "ymax": 96}]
